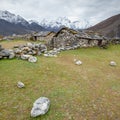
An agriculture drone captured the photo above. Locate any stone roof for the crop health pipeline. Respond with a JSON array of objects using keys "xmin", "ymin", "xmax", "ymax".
[{"xmin": 53, "ymin": 27, "xmax": 105, "ymax": 40}]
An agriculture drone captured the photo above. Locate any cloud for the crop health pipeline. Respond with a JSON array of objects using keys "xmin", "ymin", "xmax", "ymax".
[{"xmin": 0, "ymin": 0, "xmax": 120, "ymax": 25}]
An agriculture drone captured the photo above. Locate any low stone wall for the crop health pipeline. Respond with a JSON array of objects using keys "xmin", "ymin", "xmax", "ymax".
[
  {"xmin": 110, "ymin": 39, "xmax": 120, "ymax": 44},
  {"xmin": 0, "ymin": 43, "xmax": 47, "ymax": 60}
]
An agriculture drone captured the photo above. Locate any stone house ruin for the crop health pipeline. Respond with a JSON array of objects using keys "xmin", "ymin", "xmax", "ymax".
[{"xmin": 48, "ymin": 27, "xmax": 108, "ymax": 49}]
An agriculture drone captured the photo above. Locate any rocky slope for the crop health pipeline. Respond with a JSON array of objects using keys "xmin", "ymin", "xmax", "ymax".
[{"xmin": 88, "ymin": 14, "xmax": 120, "ymax": 38}]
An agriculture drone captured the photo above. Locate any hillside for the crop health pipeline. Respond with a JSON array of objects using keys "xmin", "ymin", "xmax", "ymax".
[
  {"xmin": 88, "ymin": 14, "xmax": 120, "ymax": 38},
  {"xmin": 0, "ymin": 19, "xmax": 29, "ymax": 36}
]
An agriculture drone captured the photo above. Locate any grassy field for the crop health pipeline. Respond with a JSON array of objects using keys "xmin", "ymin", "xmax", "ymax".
[{"xmin": 0, "ymin": 40, "xmax": 120, "ymax": 120}]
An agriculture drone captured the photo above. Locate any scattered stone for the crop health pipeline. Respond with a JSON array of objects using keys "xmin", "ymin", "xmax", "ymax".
[
  {"xmin": 110, "ymin": 61, "xmax": 117, "ymax": 66},
  {"xmin": 43, "ymin": 48, "xmax": 60, "ymax": 57},
  {"xmin": 75, "ymin": 60, "xmax": 82, "ymax": 65},
  {"xmin": 31, "ymin": 97, "xmax": 50, "ymax": 117},
  {"xmin": 28, "ymin": 56, "xmax": 37, "ymax": 63},
  {"xmin": 17, "ymin": 81, "xmax": 25, "ymax": 88}
]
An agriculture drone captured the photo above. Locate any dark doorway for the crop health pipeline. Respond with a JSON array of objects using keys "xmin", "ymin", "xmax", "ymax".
[
  {"xmin": 34, "ymin": 36, "xmax": 37, "ymax": 41},
  {"xmin": 98, "ymin": 40, "xmax": 102, "ymax": 46}
]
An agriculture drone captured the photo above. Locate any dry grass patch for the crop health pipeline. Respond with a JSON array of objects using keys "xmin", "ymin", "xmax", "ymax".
[{"xmin": 0, "ymin": 39, "xmax": 39, "ymax": 49}]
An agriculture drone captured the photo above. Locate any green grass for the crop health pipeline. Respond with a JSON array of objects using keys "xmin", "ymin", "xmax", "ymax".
[{"xmin": 0, "ymin": 41, "xmax": 120, "ymax": 120}]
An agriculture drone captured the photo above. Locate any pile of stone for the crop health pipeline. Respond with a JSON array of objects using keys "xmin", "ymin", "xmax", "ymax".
[
  {"xmin": 43, "ymin": 48, "xmax": 60, "ymax": 57},
  {"xmin": 14, "ymin": 42, "xmax": 47, "ymax": 57},
  {"xmin": 0, "ymin": 45, "xmax": 15, "ymax": 59},
  {"xmin": 13, "ymin": 43, "xmax": 47, "ymax": 62},
  {"xmin": 0, "ymin": 42, "xmax": 62, "ymax": 62}
]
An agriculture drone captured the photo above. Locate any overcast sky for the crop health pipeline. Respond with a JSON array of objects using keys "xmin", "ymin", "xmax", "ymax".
[{"xmin": 0, "ymin": 0, "xmax": 120, "ymax": 25}]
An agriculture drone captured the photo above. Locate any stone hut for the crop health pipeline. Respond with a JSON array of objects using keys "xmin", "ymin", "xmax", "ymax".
[{"xmin": 48, "ymin": 27, "xmax": 108, "ymax": 49}]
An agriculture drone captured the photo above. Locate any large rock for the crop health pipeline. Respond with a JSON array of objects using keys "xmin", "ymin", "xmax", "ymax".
[
  {"xmin": 0, "ymin": 49, "xmax": 10, "ymax": 57},
  {"xmin": 9, "ymin": 49, "xmax": 15, "ymax": 59},
  {"xmin": 31, "ymin": 97, "xmax": 50, "ymax": 117},
  {"xmin": 28, "ymin": 56, "xmax": 37, "ymax": 63},
  {"xmin": 9, "ymin": 52, "xmax": 15, "ymax": 59}
]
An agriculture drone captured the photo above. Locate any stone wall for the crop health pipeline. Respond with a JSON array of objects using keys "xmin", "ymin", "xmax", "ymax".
[{"xmin": 48, "ymin": 28, "xmax": 108, "ymax": 49}]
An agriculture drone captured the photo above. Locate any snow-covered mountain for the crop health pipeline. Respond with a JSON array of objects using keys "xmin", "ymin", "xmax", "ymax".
[
  {"xmin": 0, "ymin": 10, "xmax": 45, "ymax": 36},
  {"xmin": 0, "ymin": 10, "xmax": 90, "ymax": 35},
  {"xmin": 39, "ymin": 17, "xmax": 91, "ymax": 31},
  {"xmin": 0, "ymin": 10, "xmax": 90, "ymax": 31},
  {"xmin": 28, "ymin": 20, "xmax": 39, "ymax": 25},
  {"xmin": 0, "ymin": 10, "xmax": 29, "ymax": 26}
]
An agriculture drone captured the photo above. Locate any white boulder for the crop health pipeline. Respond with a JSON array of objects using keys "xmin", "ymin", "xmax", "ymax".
[
  {"xmin": 17, "ymin": 81, "xmax": 25, "ymax": 88},
  {"xmin": 110, "ymin": 61, "xmax": 117, "ymax": 66},
  {"xmin": 75, "ymin": 60, "xmax": 82, "ymax": 65},
  {"xmin": 28, "ymin": 56, "xmax": 37, "ymax": 63},
  {"xmin": 31, "ymin": 97, "xmax": 50, "ymax": 117}
]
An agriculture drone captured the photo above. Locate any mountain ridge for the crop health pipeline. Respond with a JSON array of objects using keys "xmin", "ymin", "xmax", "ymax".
[
  {"xmin": 39, "ymin": 17, "xmax": 91, "ymax": 31},
  {"xmin": 0, "ymin": 10, "xmax": 46, "ymax": 36},
  {"xmin": 88, "ymin": 14, "xmax": 120, "ymax": 38},
  {"xmin": 0, "ymin": 10, "xmax": 91, "ymax": 32}
]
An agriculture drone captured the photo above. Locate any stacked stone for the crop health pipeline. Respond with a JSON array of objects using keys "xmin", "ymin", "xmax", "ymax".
[
  {"xmin": 14, "ymin": 43, "xmax": 47, "ymax": 58},
  {"xmin": 13, "ymin": 43, "xmax": 47, "ymax": 62}
]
